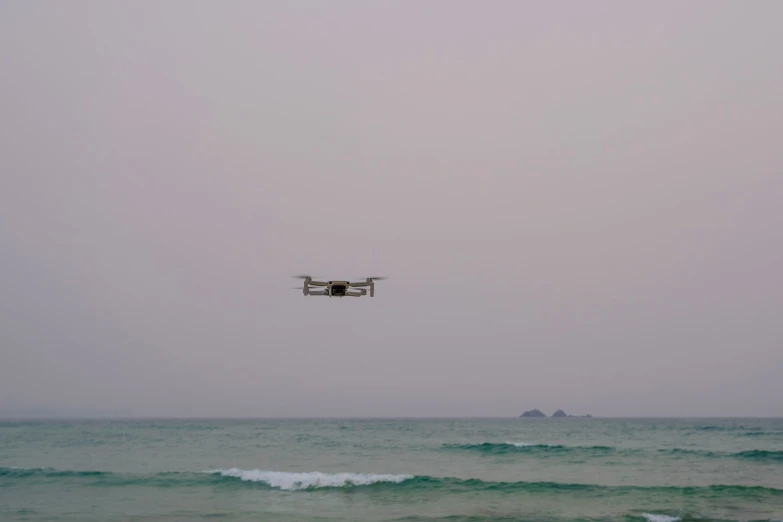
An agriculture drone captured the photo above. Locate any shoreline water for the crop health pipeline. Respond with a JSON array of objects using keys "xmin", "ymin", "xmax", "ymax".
[{"xmin": 2, "ymin": 418, "xmax": 782, "ymax": 521}]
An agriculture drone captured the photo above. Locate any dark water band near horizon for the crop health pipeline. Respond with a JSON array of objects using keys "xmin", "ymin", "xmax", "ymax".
[{"xmin": 1, "ymin": 418, "xmax": 782, "ymax": 522}]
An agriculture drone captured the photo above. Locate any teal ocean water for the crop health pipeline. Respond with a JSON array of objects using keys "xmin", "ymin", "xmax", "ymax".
[{"xmin": 1, "ymin": 418, "xmax": 782, "ymax": 521}]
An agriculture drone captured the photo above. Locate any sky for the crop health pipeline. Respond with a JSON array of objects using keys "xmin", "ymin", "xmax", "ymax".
[{"xmin": 1, "ymin": 1, "xmax": 782, "ymax": 418}]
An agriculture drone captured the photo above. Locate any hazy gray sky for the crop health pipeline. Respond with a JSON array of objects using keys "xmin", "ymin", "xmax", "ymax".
[{"xmin": 1, "ymin": 1, "xmax": 782, "ymax": 418}]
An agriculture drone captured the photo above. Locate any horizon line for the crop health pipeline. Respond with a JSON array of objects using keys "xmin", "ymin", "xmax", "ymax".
[{"xmin": 1, "ymin": 415, "xmax": 782, "ymax": 421}]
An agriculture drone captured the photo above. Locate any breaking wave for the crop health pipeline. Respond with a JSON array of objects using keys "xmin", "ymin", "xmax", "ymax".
[
  {"xmin": 641, "ymin": 514, "xmax": 681, "ymax": 522},
  {"xmin": 659, "ymin": 449, "xmax": 783, "ymax": 462},
  {"xmin": 207, "ymin": 468, "xmax": 413, "ymax": 490},
  {"xmin": 441, "ymin": 442, "xmax": 617, "ymax": 455},
  {"xmin": 3, "ymin": 467, "xmax": 782, "ymax": 500},
  {"xmin": 733, "ymin": 450, "xmax": 783, "ymax": 462},
  {"xmin": 441, "ymin": 443, "xmax": 783, "ymax": 462}
]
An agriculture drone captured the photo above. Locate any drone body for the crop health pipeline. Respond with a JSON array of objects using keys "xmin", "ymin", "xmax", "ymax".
[{"xmin": 293, "ymin": 276, "xmax": 386, "ymax": 298}]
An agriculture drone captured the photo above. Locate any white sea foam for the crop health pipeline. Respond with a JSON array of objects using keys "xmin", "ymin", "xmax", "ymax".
[
  {"xmin": 504, "ymin": 441, "xmax": 534, "ymax": 447},
  {"xmin": 642, "ymin": 514, "xmax": 681, "ymax": 522},
  {"xmin": 208, "ymin": 468, "xmax": 414, "ymax": 490}
]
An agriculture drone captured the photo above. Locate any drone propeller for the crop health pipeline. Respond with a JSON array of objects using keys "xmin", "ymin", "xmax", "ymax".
[
  {"xmin": 365, "ymin": 276, "xmax": 388, "ymax": 281},
  {"xmin": 292, "ymin": 275, "xmax": 313, "ymax": 279}
]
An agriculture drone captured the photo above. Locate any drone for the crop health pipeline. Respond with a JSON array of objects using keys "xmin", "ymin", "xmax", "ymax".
[{"xmin": 292, "ymin": 276, "xmax": 387, "ymax": 297}]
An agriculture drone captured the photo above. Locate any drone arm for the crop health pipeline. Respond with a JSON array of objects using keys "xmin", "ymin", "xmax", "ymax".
[
  {"xmin": 349, "ymin": 278, "xmax": 378, "ymax": 297},
  {"xmin": 351, "ymin": 281, "xmax": 376, "ymax": 296},
  {"xmin": 307, "ymin": 290, "xmax": 329, "ymax": 296},
  {"xmin": 345, "ymin": 290, "xmax": 365, "ymax": 297},
  {"xmin": 308, "ymin": 280, "xmax": 327, "ymax": 287}
]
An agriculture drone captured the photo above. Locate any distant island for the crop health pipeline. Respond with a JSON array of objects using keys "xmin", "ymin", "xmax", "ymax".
[{"xmin": 519, "ymin": 409, "xmax": 592, "ymax": 418}]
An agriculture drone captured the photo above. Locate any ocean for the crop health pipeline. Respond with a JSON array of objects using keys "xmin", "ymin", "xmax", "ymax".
[{"xmin": 1, "ymin": 418, "xmax": 782, "ymax": 522}]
